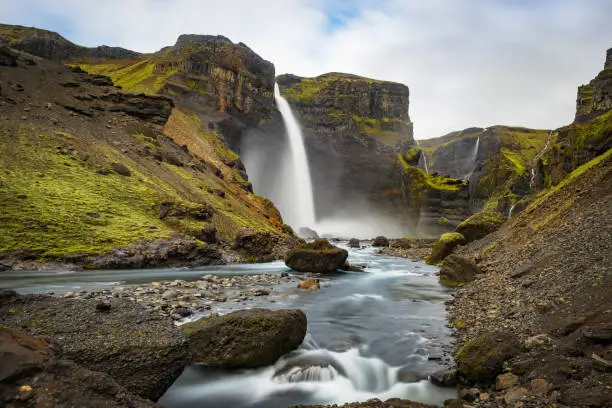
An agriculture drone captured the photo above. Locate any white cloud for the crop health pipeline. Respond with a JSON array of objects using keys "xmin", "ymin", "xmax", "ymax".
[{"xmin": 1, "ymin": 0, "xmax": 611, "ymax": 138}]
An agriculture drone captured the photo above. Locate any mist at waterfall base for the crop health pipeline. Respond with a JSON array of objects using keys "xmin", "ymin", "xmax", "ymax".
[{"xmin": 241, "ymin": 86, "xmax": 412, "ymax": 238}]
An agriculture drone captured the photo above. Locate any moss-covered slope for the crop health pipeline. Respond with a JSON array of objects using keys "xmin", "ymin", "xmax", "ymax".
[{"xmin": 0, "ymin": 47, "xmax": 288, "ymax": 267}]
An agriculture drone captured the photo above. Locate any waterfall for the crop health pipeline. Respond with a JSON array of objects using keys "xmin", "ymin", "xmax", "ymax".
[
  {"xmin": 415, "ymin": 140, "xmax": 429, "ymax": 174},
  {"xmin": 530, "ymin": 130, "xmax": 554, "ymax": 190},
  {"xmin": 274, "ymin": 84, "xmax": 316, "ymax": 229},
  {"xmin": 509, "ymin": 204, "xmax": 516, "ymax": 218},
  {"xmin": 472, "ymin": 136, "xmax": 480, "ymax": 162}
]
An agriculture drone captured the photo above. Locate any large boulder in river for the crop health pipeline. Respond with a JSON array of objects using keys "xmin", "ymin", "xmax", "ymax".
[
  {"xmin": 284, "ymin": 239, "xmax": 348, "ymax": 273},
  {"xmin": 348, "ymin": 238, "xmax": 361, "ymax": 248},
  {"xmin": 0, "ymin": 325, "xmax": 159, "ymax": 407},
  {"xmin": 427, "ymin": 232, "xmax": 467, "ymax": 265},
  {"xmin": 439, "ymin": 254, "xmax": 481, "ymax": 286},
  {"xmin": 0, "ymin": 292, "xmax": 188, "ymax": 401},
  {"xmin": 372, "ymin": 236, "xmax": 390, "ymax": 247},
  {"xmin": 182, "ymin": 308, "xmax": 307, "ymax": 367}
]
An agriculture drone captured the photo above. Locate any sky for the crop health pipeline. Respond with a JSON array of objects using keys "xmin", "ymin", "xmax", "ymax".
[{"xmin": 1, "ymin": 0, "xmax": 611, "ymax": 139}]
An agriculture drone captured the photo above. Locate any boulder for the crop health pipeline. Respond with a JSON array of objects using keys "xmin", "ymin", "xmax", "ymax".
[
  {"xmin": 391, "ymin": 238, "xmax": 412, "ymax": 249},
  {"xmin": 456, "ymin": 211, "xmax": 505, "ymax": 243},
  {"xmin": 0, "ymin": 294, "xmax": 188, "ymax": 401},
  {"xmin": 234, "ymin": 229, "xmax": 280, "ymax": 262},
  {"xmin": 0, "ymin": 325, "xmax": 159, "ymax": 407},
  {"xmin": 456, "ymin": 331, "xmax": 521, "ymax": 386},
  {"xmin": 429, "ymin": 368, "xmax": 458, "ymax": 386},
  {"xmin": 284, "ymin": 239, "xmax": 348, "ymax": 273},
  {"xmin": 289, "ymin": 398, "xmax": 437, "ymax": 407},
  {"xmin": 182, "ymin": 308, "xmax": 307, "ymax": 367},
  {"xmin": 372, "ymin": 236, "xmax": 390, "ymax": 247},
  {"xmin": 427, "ymin": 232, "xmax": 467, "ymax": 265},
  {"xmin": 298, "ymin": 227, "xmax": 319, "ymax": 239},
  {"xmin": 439, "ymin": 254, "xmax": 481, "ymax": 286},
  {"xmin": 348, "ymin": 238, "xmax": 361, "ymax": 248}
]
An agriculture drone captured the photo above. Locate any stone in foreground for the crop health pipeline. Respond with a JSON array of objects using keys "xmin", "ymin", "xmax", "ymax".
[
  {"xmin": 0, "ymin": 325, "xmax": 159, "ymax": 407},
  {"xmin": 428, "ymin": 232, "xmax": 467, "ymax": 264},
  {"xmin": 439, "ymin": 254, "xmax": 481, "ymax": 286},
  {"xmin": 372, "ymin": 236, "xmax": 390, "ymax": 247},
  {"xmin": 0, "ymin": 292, "xmax": 188, "ymax": 401},
  {"xmin": 284, "ymin": 239, "xmax": 348, "ymax": 273},
  {"xmin": 182, "ymin": 308, "xmax": 307, "ymax": 367},
  {"xmin": 289, "ymin": 397, "xmax": 437, "ymax": 407}
]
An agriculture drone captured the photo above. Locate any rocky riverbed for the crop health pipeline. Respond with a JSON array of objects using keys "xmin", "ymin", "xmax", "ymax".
[{"xmin": 56, "ymin": 272, "xmax": 310, "ymax": 322}]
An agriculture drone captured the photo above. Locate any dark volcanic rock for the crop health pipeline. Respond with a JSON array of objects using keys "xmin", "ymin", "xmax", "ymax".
[
  {"xmin": 0, "ymin": 294, "xmax": 188, "ymax": 401},
  {"xmin": 372, "ymin": 236, "xmax": 390, "ymax": 247},
  {"xmin": 348, "ymin": 238, "xmax": 361, "ymax": 248},
  {"xmin": 284, "ymin": 239, "xmax": 349, "ymax": 273},
  {"xmin": 456, "ymin": 331, "xmax": 521, "ymax": 386},
  {"xmin": 100, "ymin": 92, "xmax": 174, "ymax": 125},
  {"xmin": 182, "ymin": 308, "xmax": 307, "ymax": 367},
  {"xmin": 234, "ymin": 229, "xmax": 282, "ymax": 262},
  {"xmin": 439, "ymin": 254, "xmax": 481, "ymax": 285},
  {"xmin": 0, "ymin": 325, "xmax": 159, "ymax": 407},
  {"xmin": 290, "ymin": 398, "xmax": 437, "ymax": 408}
]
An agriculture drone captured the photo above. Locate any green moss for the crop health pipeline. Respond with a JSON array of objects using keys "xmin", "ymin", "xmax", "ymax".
[
  {"xmin": 427, "ymin": 232, "xmax": 467, "ymax": 265},
  {"xmin": 501, "ymin": 148, "xmax": 527, "ymax": 174},
  {"xmin": 74, "ymin": 60, "xmax": 177, "ymax": 95},
  {"xmin": 456, "ymin": 210, "xmax": 506, "ymax": 243},
  {"xmin": 399, "ymin": 157, "xmax": 467, "ymax": 191}
]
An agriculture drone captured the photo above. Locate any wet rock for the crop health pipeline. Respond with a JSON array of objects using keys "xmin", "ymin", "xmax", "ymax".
[
  {"xmin": 173, "ymin": 307, "xmax": 193, "ymax": 317},
  {"xmin": 284, "ymin": 239, "xmax": 348, "ymax": 273},
  {"xmin": 298, "ymin": 279, "xmax": 320, "ymax": 291},
  {"xmin": 0, "ymin": 294, "xmax": 188, "ymax": 401},
  {"xmin": 0, "ymin": 326, "xmax": 158, "ymax": 407},
  {"xmin": 348, "ymin": 238, "xmax": 360, "ymax": 248},
  {"xmin": 428, "ymin": 232, "xmax": 466, "ymax": 264},
  {"xmin": 458, "ymin": 388, "xmax": 480, "ymax": 402},
  {"xmin": 372, "ymin": 236, "xmax": 390, "ymax": 247},
  {"xmin": 429, "ymin": 368, "xmax": 457, "ymax": 386},
  {"xmin": 456, "ymin": 331, "xmax": 520, "ymax": 386},
  {"xmin": 340, "ymin": 261, "xmax": 366, "ymax": 272},
  {"xmin": 439, "ymin": 254, "xmax": 481, "ymax": 285},
  {"xmin": 182, "ymin": 308, "xmax": 307, "ymax": 368}
]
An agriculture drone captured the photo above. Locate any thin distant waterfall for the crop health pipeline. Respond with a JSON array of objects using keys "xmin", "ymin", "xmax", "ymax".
[
  {"xmin": 415, "ymin": 140, "xmax": 429, "ymax": 173},
  {"xmin": 472, "ymin": 136, "xmax": 480, "ymax": 162},
  {"xmin": 530, "ymin": 130, "xmax": 554, "ymax": 190},
  {"xmin": 274, "ymin": 84, "xmax": 316, "ymax": 229}
]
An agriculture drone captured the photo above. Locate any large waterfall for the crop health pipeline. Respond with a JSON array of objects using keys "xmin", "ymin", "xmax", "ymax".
[{"xmin": 274, "ymin": 84, "xmax": 316, "ymax": 229}]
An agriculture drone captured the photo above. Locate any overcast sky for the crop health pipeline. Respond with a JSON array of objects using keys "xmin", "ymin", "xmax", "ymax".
[{"xmin": 2, "ymin": 0, "xmax": 611, "ymax": 139}]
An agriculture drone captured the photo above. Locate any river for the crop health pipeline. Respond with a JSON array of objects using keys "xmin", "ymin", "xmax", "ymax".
[{"xmin": 0, "ymin": 243, "xmax": 456, "ymax": 407}]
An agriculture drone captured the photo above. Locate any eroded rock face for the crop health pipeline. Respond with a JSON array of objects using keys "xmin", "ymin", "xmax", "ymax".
[
  {"xmin": 0, "ymin": 293, "xmax": 188, "ymax": 401},
  {"xmin": 0, "ymin": 325, "xmax": 159, "ymax": 407},
  {"xmin": 275, "ymin": 73, "xmax": 415, "ymax": 228},
  {"xmin": 576, "ymin": 48, "xmax": 612, "ymax": 119},
  {"xmin": 182, "ymin": 308, "xmax": 307, "ymax": 367},
  {"xmin": 284, "ymin": 239, "xmax": 349, "ymax": 273}
]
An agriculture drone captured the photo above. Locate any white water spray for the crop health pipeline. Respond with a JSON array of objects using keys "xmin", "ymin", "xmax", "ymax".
[
  {"xmin": 530, "ymin": 130, "xmax": 554, "ymax": 190},
  {"xmin": 274, "ymin": 84, "xmax": 316, "ymax": 229},
  {"xmin": 415, "ymin": 140, "xmax": 429, "ymax": 174},
  {"xmin": 472, "ymin": 136, "xmax": 480, "ymax": 162}
]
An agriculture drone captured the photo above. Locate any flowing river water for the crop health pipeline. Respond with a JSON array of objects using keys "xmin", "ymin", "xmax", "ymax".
[{"xmin": 0, "ymin": 243, "xmax": 456, "ymax": 406}]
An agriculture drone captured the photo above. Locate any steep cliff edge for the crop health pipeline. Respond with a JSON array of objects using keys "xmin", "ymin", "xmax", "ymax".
[
  {"xmin": 275, "ymin": 73, "xmax": 416, "ymax": 231},
  {"xmin": 0, "ymin": 42, "xmax": 290, "ymax": 268}
]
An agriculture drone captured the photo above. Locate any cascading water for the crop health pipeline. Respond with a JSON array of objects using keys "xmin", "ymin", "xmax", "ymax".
[
  {"xmin": 415, "ymin": 140, "xmax": 429, "ymax": 174},
  {"xmin": 530, "ymin": 130, "xmax": 554, "ymax": 190},
  {"xmin": 472, "ymin": 136, "xmax": 480, "ymax": 162},
  {"xmin": 274, "ymin": 83, "xmax": 316, "ymax": 229}
]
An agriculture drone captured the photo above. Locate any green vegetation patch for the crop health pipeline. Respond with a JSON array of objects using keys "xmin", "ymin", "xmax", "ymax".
[{"xmin": 399, "ymin": 156, "xmax": 467, "ymax": 192}]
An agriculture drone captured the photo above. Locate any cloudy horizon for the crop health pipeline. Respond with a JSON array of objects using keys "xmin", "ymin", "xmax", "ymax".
[{"xmin": 2, "ymin": 0, "xmax": 611, "ymax": 139}]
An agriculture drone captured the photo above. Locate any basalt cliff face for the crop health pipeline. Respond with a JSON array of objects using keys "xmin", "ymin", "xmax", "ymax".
[
  {"xmin": 0, "ymin": 26, "xmax": 292, "ymax": 269},
  {"xmin": 277, "ymin": 73, "xmax": 415, "ymax": 227}
]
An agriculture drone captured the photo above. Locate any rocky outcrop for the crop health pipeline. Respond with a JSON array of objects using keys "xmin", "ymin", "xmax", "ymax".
[
  {"xmin": 0, "ymin": 24, "xmax": 139, "ymax": 62},
  {"xmin": 576, "ymin": 48, "xmax": 612, "ymax": 119},
  {"xmin": 428, "ymin": 232, "xmax": 467, "ymax": 265},
  {"xmin": 372, "ymin": 236, "xmax": 390, "ymax": 247},
  {"xmin": 291, "ymin": 399, "xmax": 437, "ymax": 408},
  {"xmin": 0, "ymin": 37, "xmax": 291, "ymax": 268},
  {"xmin": 284, "ymin": 239, "xmax": 349, "ymax": 273},
  {"xmin": 274, "ymin": 73, "xmax": 416, "ymax": 229},
  {"xmin": 0, "ymin": 292, "xmax": 188, "ymax": 401},
  {"xmin": 0, "ymin": 325, "xmax": 159, "ymax": 407},
  {"xmin": 182, "ymin": 308, "xmax": 307, "ymax": 367},
  {"xmin": 439, "ymin": 254, "xmax": 481, "ymax": 286},
  {"xmin": 456, "ymin": 211, "xmax": 505, "ymax": 243}
]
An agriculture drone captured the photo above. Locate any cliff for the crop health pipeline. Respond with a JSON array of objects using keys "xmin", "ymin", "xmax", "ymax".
[
  {"xmin": 0, "ymin": 24, "xmax": 139, "ymax": 62},
  {"xmin": 0, "ymin": 37, "xmax": 290, "ymax": 268},
  {"xmin": 420, "ymin": 126, "xmax": 550, "ymax": 215},
  {"xmin": 273, "ymin": 73, "xmax": 422, "ymax": 232}
]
